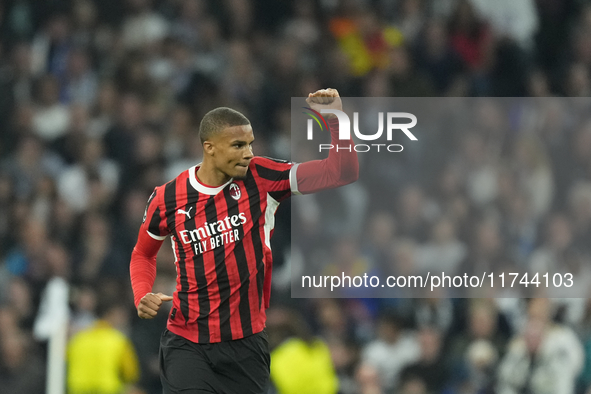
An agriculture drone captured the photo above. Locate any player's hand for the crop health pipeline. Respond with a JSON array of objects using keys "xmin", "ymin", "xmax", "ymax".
[
  {"xmin": 137, "ymin": 292, "xmax": 173, "ymax": 319},
  {"xmin": 306, "ymin": 88, "xmax": 342, "ymax": 119}
]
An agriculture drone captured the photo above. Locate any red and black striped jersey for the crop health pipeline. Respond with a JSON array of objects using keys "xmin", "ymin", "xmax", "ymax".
[
  {"xmin": 140, "ymin": 156, "xmax": 299, "ymax": 343},
  {"xmin": 132, "ymin": 117, "xmax": 358, "ymax": 343}
]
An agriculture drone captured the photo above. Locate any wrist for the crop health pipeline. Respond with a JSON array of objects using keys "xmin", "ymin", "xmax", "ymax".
[
  {"xmin": 327, "ymin": 117, "xmax": 339, "ymax": 132},
  {"xmin": 134, "ymin": 287, "xmax": 152, "ymax": 308}
]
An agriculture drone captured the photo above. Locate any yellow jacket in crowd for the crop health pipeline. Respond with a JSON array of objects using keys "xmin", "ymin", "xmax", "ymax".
[
  {"xmin": 67, "ymin": 321, "xmax": 140, "ymax": 394},
  {"xmin": 271, "ymin": 337, "xmax": 338, "ymax": 394}
]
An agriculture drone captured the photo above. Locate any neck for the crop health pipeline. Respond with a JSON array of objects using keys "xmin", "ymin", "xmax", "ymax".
[{"xmin": 197, "ymin": 161, "xmax": 231, "ymax": 186}]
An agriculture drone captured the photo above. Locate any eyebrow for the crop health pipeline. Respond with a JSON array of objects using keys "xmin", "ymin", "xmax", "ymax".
[{"xmin": 230, "ymin": 138, "xmax": 255, "ymax": 144}]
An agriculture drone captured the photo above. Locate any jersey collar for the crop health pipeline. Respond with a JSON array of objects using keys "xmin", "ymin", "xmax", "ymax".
[{"xmin": 189, "ymin": 165, "xmax": 233, "ymax": 195}]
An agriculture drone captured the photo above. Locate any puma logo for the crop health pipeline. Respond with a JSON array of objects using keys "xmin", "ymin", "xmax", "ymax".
[{"xmin": 177, "ymin": 207, "xmax": 193, "ymax": 219}]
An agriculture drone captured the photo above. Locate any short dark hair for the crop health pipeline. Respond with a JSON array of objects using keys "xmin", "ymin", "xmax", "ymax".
[{"xmin": 199, "ymin": 107, "xmax": 250, "ymax": 144}]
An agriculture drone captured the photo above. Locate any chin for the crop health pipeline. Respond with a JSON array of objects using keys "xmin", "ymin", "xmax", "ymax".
[{"xmin": 233, "ymin": 168, "xmax": 249, "ymax": 179}]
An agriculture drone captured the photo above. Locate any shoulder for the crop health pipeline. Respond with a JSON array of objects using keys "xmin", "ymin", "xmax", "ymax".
[
  {"xmin": 150, "ymin": 184, "xmax": 166, "ymax": 204},
  {"xmin": 250, "ymin": 156, "xmax": 293, "ymax": 170}
]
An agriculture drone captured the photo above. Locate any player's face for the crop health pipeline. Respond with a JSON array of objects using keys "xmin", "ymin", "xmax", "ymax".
[{"xmin": 211, "ymin": 124, "xmax": 254, "ymax": 179}]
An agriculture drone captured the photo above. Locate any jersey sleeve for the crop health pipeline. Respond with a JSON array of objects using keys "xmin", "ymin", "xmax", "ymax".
[
  {"xmin": 141, "ymin": 187, "xmax": 169, "ymax": 240},
  {"xmin": 251, "ymin": 157, "xmax": 296, "ymax": 202},
  {"xmin": 292, "ymin": 118, "xmax": 359, "ymax": 194},
  {"xmin": 130, "ymin": 187, "xmax": 168, "ymax": 308}
]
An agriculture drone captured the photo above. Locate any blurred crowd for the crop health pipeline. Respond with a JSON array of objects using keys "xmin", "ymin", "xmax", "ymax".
[
  {"xmin": 1, "ymin": 0, "xmax": 591, "ymax": 393},
  {"xmin": 289, "ymin": 96, "xmax": 591, "ymax": 393}
]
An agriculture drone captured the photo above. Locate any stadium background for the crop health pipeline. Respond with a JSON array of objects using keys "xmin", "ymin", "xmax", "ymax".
[{"xmin": 1, "ymin": 0, "xmax": 591, "ymax": 393}]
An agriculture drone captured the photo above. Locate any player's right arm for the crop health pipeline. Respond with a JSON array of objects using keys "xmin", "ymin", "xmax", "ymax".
[{"xmin": 129, "ymin": 188, "xmax": 172, "ymax": 319}]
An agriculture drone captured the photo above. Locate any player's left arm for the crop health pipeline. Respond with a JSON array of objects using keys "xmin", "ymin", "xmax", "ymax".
[
  {"xmin": 292, "ymin": 88, "xmax": 359, "ymax": 194},
  {"xmin": 252, "ymin": 89, "xmax": 358, "ymax": 197}
]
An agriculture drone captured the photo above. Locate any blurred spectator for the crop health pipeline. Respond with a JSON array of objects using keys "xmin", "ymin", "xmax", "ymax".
[
  {"xmin": 412, "ymin": 298, "xmax": 454, "ymax": 334},
  {"xmin": 62, "ymin": 47, "xmax": 98, "ymax": 106},
  {"xmin": 413, "ymin": 18, "xmax": 465, "ymax": 94},
  {"xmin": 73, "ymin": 213, "xmax": 129, "ymax": 282},
  {"xmin": 315, "ymin": 299, "xmax": 356, "ymax": 344},
  {"xmin": 269, "ymin": 308, "xmax": 339, "ymax": 394},
  {"xmin": 328, "ymin": 6, "xmax": 404, "ymax": 76},
  {"xmin": 399, "ymin": 326, "xmax": 449, "ymax": 393},
  {"xmin": 469, "ymin": 0, "xmax": 538, "ymax": 51},
  {"xmin": 530, "ymin": 213, "xmax": 574, "ymax": 275},
  {"xmin": 391, "ymin": 0, "xmax": 426, "ymax": 45},
  {"xmin": 58, "ymin": 137, "xmax": 119, "ymax": 212},
  {"xmin": 449, "ymin": 300, "xmax": 507, "ymax": 392},
  {"xmin": 0, "ymin": 330, "xmax": 45, "ymax": 393},
  {"xmin": 465, "ymin": 216, "xmax": 509, "ymax": 276},
  {"xmin": 121, "ymin": 0, "xmax": 169, "ymax": 50},
  {"xmin": 32, "ymin": 74, "xmax": 71, "ymax": 141},
  {"xmin": 362, "ymin": 211, "xmax": 397, "ymax": 276},
  {"xmin": 565, "ymin": 62, "xmax": 591, "ymax": 97},
  {"xmin": 69, "ymin": 284, "xmax": 98, "ymax": 335},
  {"xmin": 70, "ymin": 0, "xmax": 100, "ymax": 49},
  {"xmin": 396, "ymin": 184, "xmax": 434, "ymax": 242},
  {"xmin": 1, "ymin": 133, "xmax": 64, "ymax": 199},
  {"xmin": 30, "ymin": 13, "xmax": 72, "ymax": 77},
  {"xmin": 0, "ymin": 42, "xmax": 35, "ymax": 133},
  {"xmin": 355, "ymin": 363, "xmax": 384, "ymax": 394},
  {"xmin": 447, "ymin": 0, "xmax": 493, "ymax": 73},
  {"xmin": 360, "ymin": 313, "xmax": 420, "ymax": 392},
  {"xmin": 88, "ymin": 80, "xmax": 118, "ymax": 138},
  {"xmin": 497, "ymin": 298, "xmax": 584, "ymax": 394},
  {"xmin": 67, "ymin": 296, "xmax": 140, "ymax": 394},
  {"xmin": 283, "ymin": 1, "xmax": 321, "ymax": 47},
  {"xmin": 513, "ymin": 135, "xmax": 554, "ymax": 220},
  {"xmin": 569, "ymin": 181, "xmax": 591, "ymax": 253},
  {"xmin": 169, "ymin": 0, "xmax": 207, "ymax": 48},
  {"xmin": 415, "ymin": 216, "xmax": 467, "ymax": 275},
  {"xmin": 388, "ymin": 44, "xmax": 435, "ymax": 97}
]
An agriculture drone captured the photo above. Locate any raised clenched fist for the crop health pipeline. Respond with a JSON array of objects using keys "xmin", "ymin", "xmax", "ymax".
[{"xmin": 306, "ymin": 88, "xmax": 342, "ymax": 119}]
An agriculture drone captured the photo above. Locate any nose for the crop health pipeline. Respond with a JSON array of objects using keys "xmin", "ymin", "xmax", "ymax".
[{"xmin": 244, "ymin": 145, "xmax": 254, "ymax": 160}]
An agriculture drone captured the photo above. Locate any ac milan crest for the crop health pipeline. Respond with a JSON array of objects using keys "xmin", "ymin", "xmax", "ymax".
[{"xmin": 229, "ymin": 183, "xmax": 241, "ymax": 200}]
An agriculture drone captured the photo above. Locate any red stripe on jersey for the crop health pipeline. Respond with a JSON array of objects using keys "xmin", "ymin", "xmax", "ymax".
[{"xmin": 222, "ymin": 244, "xmax": 244, "ymax": 339}]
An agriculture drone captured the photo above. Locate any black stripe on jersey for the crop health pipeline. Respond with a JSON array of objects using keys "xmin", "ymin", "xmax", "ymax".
[
  {"xmin": 148, "ymin": 206, "xmax": 162, "ymax": 236},
  {"xmin": 165, "ymin": 180, "xmax": 190, "ymax": 325},
  {"xmin": 261, "ymin": 156, "xmax": 290, "ymax": 163},
  {"xmin": 205, "ymin": 197, "xmax": 233, "ymax": 342},
  {"xmin": 195, "ymin": 196, "xmax": 214, "ymax": 343},
  {"xmin": 268, "ymin": 190, "xmax": 290, "ymax": 202},
  {"xmin": 245, "ymin": 171, "xmax": 265, "ymax": 311},
  {"xmin": 255, "ymin": 164, "xmax": 289, "ymax": 182},
  {"xmin": 223, "ymin": 188, "xmax": 253, "ymax": 338}
]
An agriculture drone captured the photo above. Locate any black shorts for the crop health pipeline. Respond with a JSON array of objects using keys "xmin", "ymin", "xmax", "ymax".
[{"xmin": 159, "ymin": 329, "xmax": 271, "ymax": 394}]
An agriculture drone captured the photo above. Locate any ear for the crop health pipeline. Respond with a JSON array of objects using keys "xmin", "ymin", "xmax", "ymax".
[{"xmin": 203, "ymin": 141, "xmax": 214, "ymax": 156}]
